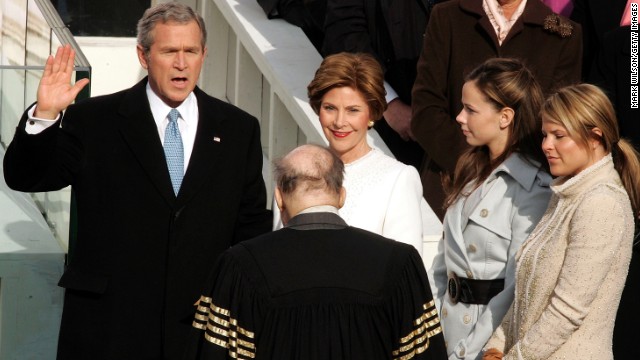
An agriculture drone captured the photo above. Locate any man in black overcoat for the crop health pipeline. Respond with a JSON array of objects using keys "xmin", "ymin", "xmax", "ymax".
[{"xmin": 2, "ymin": 3, "xmax": 271, "ymax": 359}]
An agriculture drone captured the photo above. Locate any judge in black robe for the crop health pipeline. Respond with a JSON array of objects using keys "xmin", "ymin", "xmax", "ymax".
[{"xmin": 186, "ymin": 144, "xmax": 447, "ymax": 360}]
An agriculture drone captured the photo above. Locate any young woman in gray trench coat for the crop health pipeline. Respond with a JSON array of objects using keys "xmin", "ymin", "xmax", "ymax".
[{"xmin": 428, "ymin": 58, "xmax": 551, "ymax": 360}]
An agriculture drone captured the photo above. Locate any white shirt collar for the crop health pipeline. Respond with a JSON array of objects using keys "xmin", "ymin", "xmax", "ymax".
[
  {"xmin": 298, "ymin": 205, "xmax": 341, "ymax": 215},
  {"xmin": 146, "ymin": 82, "xmax": 197, "ymax": 130}
]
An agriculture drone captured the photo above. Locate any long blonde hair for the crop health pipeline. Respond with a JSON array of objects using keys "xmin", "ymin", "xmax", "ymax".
[{"xmin": 542, "ymin": 84, "xmax": 640, "ymax": 216}]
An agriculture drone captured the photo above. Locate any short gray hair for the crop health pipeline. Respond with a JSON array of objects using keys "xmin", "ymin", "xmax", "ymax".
[{"xmin": 136, "ymin": 2, "xmax": 207, "ymax": 56}]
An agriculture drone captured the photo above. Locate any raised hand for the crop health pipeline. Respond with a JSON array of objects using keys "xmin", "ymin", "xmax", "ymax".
[{"xmin": 34, "ymin": 44, "xmax": 90, "ymax": 119}]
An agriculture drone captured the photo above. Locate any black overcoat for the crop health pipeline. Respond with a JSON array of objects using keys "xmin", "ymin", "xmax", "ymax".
[{"xmin": 3, "ymin": 78, "xmax": 272, "ymax": 359}]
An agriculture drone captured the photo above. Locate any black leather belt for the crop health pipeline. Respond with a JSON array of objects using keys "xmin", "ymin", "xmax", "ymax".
[{"xmin": 448, "ymin": 273, "xmax": 504, "ymax": 305}]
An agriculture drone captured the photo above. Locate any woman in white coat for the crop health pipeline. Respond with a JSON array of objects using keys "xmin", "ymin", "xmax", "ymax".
[
  {"xmin": 274, "ymin": 52, "xmax": 442, "ymax": 261},
  {"xmin": 429, "ymin": 58, "xmax": 552, "ymax": 360}
]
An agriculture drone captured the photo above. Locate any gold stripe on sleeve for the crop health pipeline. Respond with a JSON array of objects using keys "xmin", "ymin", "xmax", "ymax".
[
  {"xmin": 392, "ymin": 301, "xmax": 442, "ymax": 359},
  {"xmin": 192, "ymin": 301, "xmax": 257, "ymax": 358}
]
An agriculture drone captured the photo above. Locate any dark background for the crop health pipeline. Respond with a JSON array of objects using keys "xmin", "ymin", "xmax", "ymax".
[{"xmin": 52, "ymin": 0, "xmax": 150, "ymax": 37}]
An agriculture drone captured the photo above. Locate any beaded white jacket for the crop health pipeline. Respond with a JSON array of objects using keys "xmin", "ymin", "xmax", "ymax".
[{"xmin": 486, "ymin": 154, "xmax": 634, "ymax": 359}]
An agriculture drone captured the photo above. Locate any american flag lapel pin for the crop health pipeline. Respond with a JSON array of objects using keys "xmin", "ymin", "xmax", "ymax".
[{"xmin": 213, "ymin": 136, "xmax": 221, "ymax": 143}]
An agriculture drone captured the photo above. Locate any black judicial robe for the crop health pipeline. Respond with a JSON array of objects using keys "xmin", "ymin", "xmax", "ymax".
[{"xmin": 187, "ymin": 212, "xmax": 447, "ymax": 360}]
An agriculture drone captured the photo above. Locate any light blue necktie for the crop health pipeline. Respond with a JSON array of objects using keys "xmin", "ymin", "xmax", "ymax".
[{"xmin": 164, "ymin": 109, "xmax": 184, "ymax": 195}]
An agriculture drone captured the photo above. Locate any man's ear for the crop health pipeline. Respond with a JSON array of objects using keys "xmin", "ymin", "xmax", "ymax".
[
  {"xmin": 137, "ymin": 45, "xmax": 149, "ymax": 70},
  {"xmin": 275, "ymin": 187, "xmax": 290, "ymax": 225},
  {"xmin": 338, "ymin": 187, "xmax": 346, "ymax": 209},
  {"xmin": 499, "ymin": 107, "xmax": 514, "ymax": 129},
  {"xmin": 274, "ymin": 187, "xmax": 284, "ymax": 212}
]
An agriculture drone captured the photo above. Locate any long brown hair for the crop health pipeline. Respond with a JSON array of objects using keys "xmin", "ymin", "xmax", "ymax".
[
  {"xmin": 444, "ymin": 58, "xmax": 547, "ymax": 208},
  {"xmin": 541, "ymin": 84, "xmax": 640, "ymax": 215}
]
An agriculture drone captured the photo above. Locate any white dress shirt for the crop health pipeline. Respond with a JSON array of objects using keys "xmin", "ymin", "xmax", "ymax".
[{"xmin": 146, "ymin": 84, "xmax": 198, "ymax": 174}]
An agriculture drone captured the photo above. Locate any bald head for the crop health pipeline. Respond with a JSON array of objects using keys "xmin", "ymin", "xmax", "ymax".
[{"xmin": 274, "ymin": 144, "xmax": 345, "ymax": 222}]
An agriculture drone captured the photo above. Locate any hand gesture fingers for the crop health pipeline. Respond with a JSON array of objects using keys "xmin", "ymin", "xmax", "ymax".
[{"xmin": 35, "ymin": 44, "xmax": 90, "ymax": 119}]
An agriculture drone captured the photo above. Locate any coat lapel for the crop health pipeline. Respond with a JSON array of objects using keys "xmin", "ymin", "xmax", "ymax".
[
  {"xmin": 116, "ymin": 78, "xmax": 176, "ymax": 206},
  {"xmin": 175, "ymin": 87, "xmax": 223, "ymax": 207},
  {"xmin": 460, "ymin": 0, "xmax": 501, "ymax": 50},
  {"xmin": 504, "ymin": 0, "xmax": 551, "ymax": 44},
  {"xmin": 467, "ymin": 180, "xmax": 513, "ymax": 240},
  {"xmin": 460, "ymin": 0, "xmax": 555, "ymax": 50},
  {"xmin": 444, "ymin": 198, "xmax": 473, "ymax": 266}
]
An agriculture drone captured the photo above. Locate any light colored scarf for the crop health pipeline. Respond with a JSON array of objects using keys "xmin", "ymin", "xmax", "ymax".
[{"xmin": 483, "ymin": 0, "xmax": 528, "ymax": 45}]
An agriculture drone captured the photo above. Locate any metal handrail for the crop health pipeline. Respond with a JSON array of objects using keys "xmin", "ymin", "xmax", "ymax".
[
  {"xmin": 0, "ymin": 0, "xmax": 90, "ymax": 71},
  {"xmin": 35, "ymin": 0, "xmax": 90, "ymax": 69},
  {"xmin": 0, "ymin": 0, "xmax": 91, "ymax": 253}
]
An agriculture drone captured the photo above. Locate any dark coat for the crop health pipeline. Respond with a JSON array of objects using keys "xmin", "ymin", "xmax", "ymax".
[
  {"xmin": 3, "ymin": 78, "xmax": 272, "ymax": 359},
  {"xmin": 411, "ymin": 0, "xmax": 582, "ymax": 219},
  {"xmin": 188, "ymin": 211, "xmax": 448, "ymax": 359},
  {"xmin": 570, "ymin": 0, "xmax": 627, "ymax": 79},
  {"xmin": 591, "ymin": 26, "xmax": 640, "ymax": 151}
]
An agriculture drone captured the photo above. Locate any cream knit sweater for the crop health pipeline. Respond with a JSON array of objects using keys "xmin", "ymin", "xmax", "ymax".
[{"xmin": 486, "ymin": 154, "xmax": 634, "ymax": 359}]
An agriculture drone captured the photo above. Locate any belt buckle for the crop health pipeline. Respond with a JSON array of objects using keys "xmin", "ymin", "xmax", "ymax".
[{"xmin": 448, "ymin": 272, "xmax": 460, "ymax": 305}]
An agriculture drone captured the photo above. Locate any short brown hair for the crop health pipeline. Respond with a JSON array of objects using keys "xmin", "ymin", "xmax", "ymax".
[{"xmin": 307, "ymin": 52, "xmax": 387, "ymax": 121}]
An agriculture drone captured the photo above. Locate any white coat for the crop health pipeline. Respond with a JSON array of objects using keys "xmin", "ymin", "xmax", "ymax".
[
  {"xmin": 273, "ymin": 148, "xmax": 443, "ymax": 267},
  {"xmin": 429, "ymin": 153, "xmax": 552, "ymax": 360}
]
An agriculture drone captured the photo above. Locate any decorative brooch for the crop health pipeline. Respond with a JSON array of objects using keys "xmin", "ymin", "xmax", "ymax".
[{"xmin": 543, "ymin": 14, "xmax": 573, "ymax": 38}]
